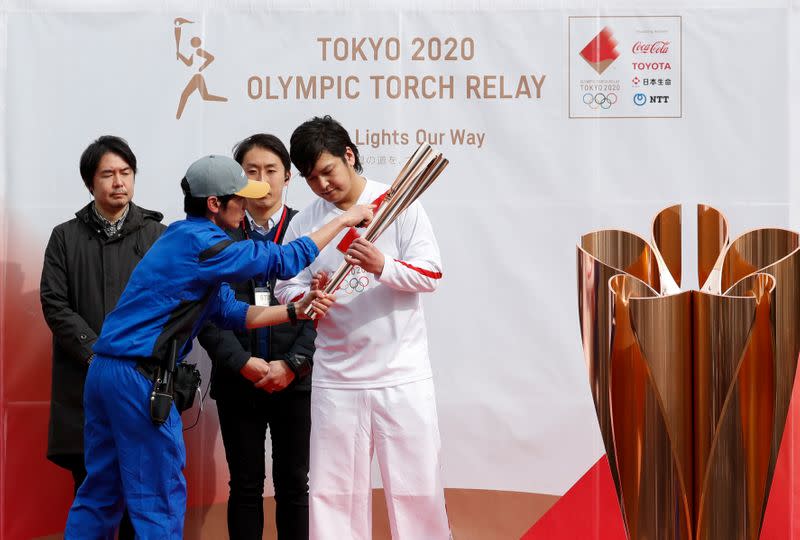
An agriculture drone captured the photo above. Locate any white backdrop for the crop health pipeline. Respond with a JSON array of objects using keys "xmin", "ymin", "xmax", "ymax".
[{"xmin": 2, "ymin": 0, "xmax": 799, "ymax": 505}]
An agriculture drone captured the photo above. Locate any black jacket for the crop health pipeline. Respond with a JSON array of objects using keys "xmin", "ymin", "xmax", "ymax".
[
  {"xmin": 198, "ymin": 206, "xmax": 316, "ymax": 402},
  {"xmin": 40, "ymin": 202, "xmax": 165, "ymax": 465}
]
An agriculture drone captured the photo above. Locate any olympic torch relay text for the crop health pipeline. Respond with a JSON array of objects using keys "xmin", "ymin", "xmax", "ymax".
[
  {"xmin": 247, "ymin": 74, "xmax": 545, "ymax": 101},
  {"xmin": 245, "ymin": 35, "xmax": 547, "ymax": 101}
]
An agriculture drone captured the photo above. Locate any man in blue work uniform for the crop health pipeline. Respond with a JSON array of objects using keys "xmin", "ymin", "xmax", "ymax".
[{"xmin": 64, "ymin": 155, "xmax": 373, "ymax": 539}]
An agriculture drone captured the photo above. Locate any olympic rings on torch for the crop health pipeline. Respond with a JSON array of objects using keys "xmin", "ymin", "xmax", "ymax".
[{"xmin": 341, "ymin": 275, "xmax": 370, "ymax": 294}]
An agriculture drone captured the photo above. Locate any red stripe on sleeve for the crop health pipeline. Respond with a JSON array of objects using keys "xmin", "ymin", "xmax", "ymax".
[{"xmin": 394, "ymin": 260, "xmax": 442, "ymax": 279}]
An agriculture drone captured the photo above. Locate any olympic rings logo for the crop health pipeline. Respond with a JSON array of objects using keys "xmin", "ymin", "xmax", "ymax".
[
  {"xmin": 341, "ymin": 275, "xmax": 370, "ymax": 294},
  {"xmin": 582, "ymin": 92, "xmax": 618, "ymax": 110}
]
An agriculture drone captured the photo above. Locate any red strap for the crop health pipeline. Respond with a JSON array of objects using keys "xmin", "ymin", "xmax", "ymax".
[
  {"xmin": 336, "ymin": 190, "xmax": 389, "ymax": 253},
  {"xmin": 272, "ymin": 206, "xmax": 289, "ymax": 244},
  {"xmin": 394, "ymin": 259, "xmax": 443, "ymax": 279},
  {"xmin": 336, "ymin": 227, "xmax": 361, "ymax": 253},
  {"xmin": 372, "ymin": 190, "xmax": 389, "ymax": 209},
  {"xmin": 240, "ymin": 206, "xmax": 288, "ymax": 243}
]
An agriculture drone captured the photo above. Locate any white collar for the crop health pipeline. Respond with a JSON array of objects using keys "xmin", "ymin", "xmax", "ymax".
[{"xmin": 246, "ymin": 205, "xmax": 284, "ymax": 233}]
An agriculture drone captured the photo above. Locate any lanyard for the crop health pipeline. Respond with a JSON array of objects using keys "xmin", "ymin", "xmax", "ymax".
[{"xmin": 242, "ymin": 206, "xmax": 288, "ymax": 244}]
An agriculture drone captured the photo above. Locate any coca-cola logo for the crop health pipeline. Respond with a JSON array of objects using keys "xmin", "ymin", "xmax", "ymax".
[{"xmin": 632, "ymin": 41, "xmax": 670, "ymax": 54}]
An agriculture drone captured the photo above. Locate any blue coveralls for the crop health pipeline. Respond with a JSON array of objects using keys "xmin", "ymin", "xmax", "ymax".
[{"xmin": 64, "ymin": 216, "xmax": 318, "ymax": 539}]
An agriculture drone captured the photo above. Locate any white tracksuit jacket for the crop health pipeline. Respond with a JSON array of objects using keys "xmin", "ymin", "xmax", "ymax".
[{"xmin": 274, "ymin": 179, "xmax": 443, "ymax": 389}]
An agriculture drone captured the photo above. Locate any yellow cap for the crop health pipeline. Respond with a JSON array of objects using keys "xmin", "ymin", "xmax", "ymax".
[{"xmin": 235, "ymin": 179, "xmax": 270, "ymax": 199}]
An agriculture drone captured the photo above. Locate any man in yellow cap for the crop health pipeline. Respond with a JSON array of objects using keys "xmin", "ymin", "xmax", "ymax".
[{"xmin": 65, "ymin": 155, "xmax": 373, "ymax": 539}]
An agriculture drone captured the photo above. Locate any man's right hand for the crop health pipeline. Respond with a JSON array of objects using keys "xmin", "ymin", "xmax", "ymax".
[
  {"xmin": 240, "ymin": 356, "xmax": 270, "ymax": 383},
  {"xmin": 340, "ymin": 204, "xmax": 375, "ymax": 228}
]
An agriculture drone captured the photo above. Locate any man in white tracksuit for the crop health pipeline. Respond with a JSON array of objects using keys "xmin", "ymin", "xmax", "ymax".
[{"xmin": 276, "ymin": 115, "xmax": 450, "ymax": 539}]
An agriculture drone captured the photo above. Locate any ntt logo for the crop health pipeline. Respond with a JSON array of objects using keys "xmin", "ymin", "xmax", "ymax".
[{"xmin": 633, "ymin": 93, "xmax": 647, "ymax": 106}]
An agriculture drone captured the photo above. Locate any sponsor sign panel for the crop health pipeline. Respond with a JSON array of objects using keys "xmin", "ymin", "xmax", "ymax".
[{"xmin": 569, "ymin": 16, "xmax": 682, "ymax": 118}]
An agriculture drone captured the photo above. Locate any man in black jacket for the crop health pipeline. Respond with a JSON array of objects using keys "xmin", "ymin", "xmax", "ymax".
[
  {"xmin": 40, "ymin": 136, "xmax": 165, "ymax": 539},
  {"xmin": 199, "ymin": 134, "xmax": 314, "ymax": 540}
]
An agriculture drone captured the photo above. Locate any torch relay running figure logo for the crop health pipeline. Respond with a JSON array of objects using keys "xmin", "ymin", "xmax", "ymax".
[{"xmin": 174, "ymin": 17, "xmax": 228, "ymax": 119}]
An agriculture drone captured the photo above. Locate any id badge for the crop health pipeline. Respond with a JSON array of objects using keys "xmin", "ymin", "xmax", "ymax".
[{"xmin": 254, "ymin": 286, "xmax": 271, "ymax": 307}]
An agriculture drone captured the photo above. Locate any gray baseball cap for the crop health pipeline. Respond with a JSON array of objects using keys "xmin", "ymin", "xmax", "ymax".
[{"xmin": 183, "ymin": 155, "xmax": 269, "ymax": 199}]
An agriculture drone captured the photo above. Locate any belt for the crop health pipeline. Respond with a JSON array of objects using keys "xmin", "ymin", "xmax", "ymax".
[{"xmin": 135, "ymin": 359, "xmax": 160, "ymax": 381}]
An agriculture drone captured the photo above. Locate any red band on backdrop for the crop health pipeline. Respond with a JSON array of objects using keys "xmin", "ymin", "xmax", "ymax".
[{"xmin": 522, "ymin": 370, "xmax": 800, "ymax": 539}]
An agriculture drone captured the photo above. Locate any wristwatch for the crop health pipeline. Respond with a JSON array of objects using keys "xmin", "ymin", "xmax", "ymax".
[
  {"xmin": 287, "ymin": 302, "xmax": 298, "ymax": 326},
  {"xmin": 285, "ymin": 352, "xmax": 312, "ymax": 379}
]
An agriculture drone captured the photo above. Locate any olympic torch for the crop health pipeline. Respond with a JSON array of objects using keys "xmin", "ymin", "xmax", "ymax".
[
  {"xmin": 305, "ymin": 142, "xmax": 449, "ymax": 318},
  {"xmin": 174, "ymin": 17, "xmax": 194, "ymax": 55}
]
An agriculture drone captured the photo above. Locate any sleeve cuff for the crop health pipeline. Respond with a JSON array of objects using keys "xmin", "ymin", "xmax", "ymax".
[
  {"xmin": 82, "ymin": 340, "xmax": 98, "ymax": 364},
  {"xmin": 230, "ymin": 351, "xmax": 251, "ymax": 373},
  {"xmin": 376, "ymin": 256, "xmax": 397, "ymax": 285},
  {"xmin": 299, "ymin": 236, "xmax": 319, "ymax": 259},
  {"xmin": 283, "ymin": 352, "xmax": 312, "ymax": 379}
]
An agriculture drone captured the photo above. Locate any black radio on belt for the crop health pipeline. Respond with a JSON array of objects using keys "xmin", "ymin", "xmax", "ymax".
[{"xmin": 150, "ymin": 340, "xmax": 177, "ymax": 426}]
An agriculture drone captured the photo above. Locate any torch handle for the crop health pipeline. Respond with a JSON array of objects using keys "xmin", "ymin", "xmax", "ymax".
[{"xmin": 303, "ymin": 260, "xmax": 354, "ymax": 319}]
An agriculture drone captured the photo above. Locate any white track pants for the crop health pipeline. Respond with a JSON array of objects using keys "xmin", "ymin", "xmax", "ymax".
[{"xmin": 309, "ymin": 378, "xmax": 451, "ymax": 539}]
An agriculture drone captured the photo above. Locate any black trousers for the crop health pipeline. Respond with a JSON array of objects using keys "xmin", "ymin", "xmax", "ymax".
[
  {"xmin": 217, "ymin": 390, "xmax": 311, "ymax": 540},
  {"xmin": 61, "ymin": 454, "xmax": 135, "ymax": 539}
]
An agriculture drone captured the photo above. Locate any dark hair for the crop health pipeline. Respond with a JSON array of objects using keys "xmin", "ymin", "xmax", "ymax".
[
  {"xmin": 181, "ymin": 177, "xmax": 235, "ymax": 217},
  {"xmin": 289, "ymin": 115, "xmax": 362, "ymax": 178},
  {"xmin": 79, "ymin": 135, "xmax": 137, "ymax": 191},
  {"xmin": 233, "ymin": 133, "xmax": 290, "ymax": 172}
]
